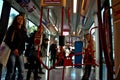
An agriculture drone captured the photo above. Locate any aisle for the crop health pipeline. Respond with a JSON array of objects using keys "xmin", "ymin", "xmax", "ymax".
[
  {"xmin": 1, "ymin": 56, "xmax": 97, "ymax": 80},
  {"xmin": 1, "ymin": 66, "xmax": 83, "ymax": 80},
  {"xmin": 39, "ymin": 67, "xmax": 83, "ymax": 80},
  {"xmin": 1, "ymin": 65, "xmax": 97, "ymax": 80}
]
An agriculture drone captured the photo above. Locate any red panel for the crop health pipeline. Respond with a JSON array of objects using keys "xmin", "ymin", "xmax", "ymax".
[{"xmin": 116, "ymin": 10, "xmax": 120, "ymax": 17}]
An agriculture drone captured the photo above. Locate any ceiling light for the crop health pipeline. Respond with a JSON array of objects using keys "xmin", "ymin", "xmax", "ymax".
[
  {"xmin": 73, "ymin": 0, "xmax": 77, "ymax": 13},
  {"xmin": 54, "ymin": 26, "xmax": 58, "ymax": 31}
]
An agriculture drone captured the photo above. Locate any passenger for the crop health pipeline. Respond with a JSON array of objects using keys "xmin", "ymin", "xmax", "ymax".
[
  {"xmin": 34, "ymin": 26, "xmax": 45, "ymax": 74},
  {"xmin": 57, "ymin": 48, "xmax": 66, "ymax": 66},
  {"xmin": 41, "ymin": 34, "xmax": 49, "ymax": 58},
  {"xmin": 25, "ymin": 31, "xmax": 41, "ymax": 80},
  {"xmin": 40, "ymin": 34, "xmax": 49, "ymax": 72},
  {"xmin": 81, "ymin": 33, "xmax": 95, "ymax": 80},
  {"xmin": 49, "ymin": 40, "xmax": 58, "ymax": 66},
  {"xmin": 4, "ymin": 14, "xmax": 27, "ymax": 80}
]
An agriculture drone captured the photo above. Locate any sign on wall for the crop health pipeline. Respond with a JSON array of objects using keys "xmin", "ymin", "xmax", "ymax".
[
  {"xmin": 43, "ymin": 0, "xmax": 61, "ymax": 3},
  {"xmin": 41, "ymin": 0, "xmax": 66, "ymax": 6}
]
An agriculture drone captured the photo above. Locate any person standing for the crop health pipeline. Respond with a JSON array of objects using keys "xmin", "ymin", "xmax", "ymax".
[
  {"xmin": 34, "ymin": 26, "xmax": 45, "ymax": 74},
  {"xmin": 40, "ymin": 34, "xmax": 49, "ymax": 65},
  {"xmin": 49, "ymin": 40, "xmax": 57, "ymax": 66},
  {"xmin": 5, "ymin": 14, "xmax": 27, "ymax": 80},
  {"xmin": 26, "ymin": 31, "xmax": 42, "ymax": 80},
  {"xmin": 82, "ymin": 33, "xmax": 95, "ymax": 80}
]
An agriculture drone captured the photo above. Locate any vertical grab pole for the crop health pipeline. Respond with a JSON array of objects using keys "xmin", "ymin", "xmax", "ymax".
[
  {"xmin": 47, "ymin": 69, "xmax": 50, "ymax": 80},
  {"xmin": 61, "ymin": 6, "xmax": 65, "ymax": 80},
  {"xmin": 68, "ymin": 7, "xmax": 71, "ymax": 32},
  {"xmin": 39, "ymin": 7, "xmax": 50, "ymax": 80},
  {"xmin": 61, "ymin": 7, "xmax": 64, "ymax": 36},
  {"xmin": 97, "ymin": 0, "xmax": 103, "ymax": 79},
  {"xmin": 40, "ymin": 7, "xmax": 43, "ymax": 28},
  {"xmin": 37, "ymin": 6, "xmax": 43, "ymax": 62},
  {"xmin": 47, "ymin": 8, "xmax": 50, "ymax": 80},
  {"xmin": 102, "ymin": 7, "xmax": 113, "ymax": 80},
  {"xmin": 68, "ymin": 8, "xmax": 71, "ymax": 44},
  {"xmin": 38, "ymin": 6, "xmax": 43, "ymax": 60}
]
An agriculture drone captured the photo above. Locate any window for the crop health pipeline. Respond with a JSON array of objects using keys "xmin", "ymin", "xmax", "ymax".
[
  {"xmin": 8, "ymin": 8, "xmax": 19, "ymax": 28},
  {"xmin": 0, "ymin": 0, "xmax": 3, "ymax": 18},
  {"xmin": 26, "ymin": 20, "xmax": 37, "ymax": 35}
]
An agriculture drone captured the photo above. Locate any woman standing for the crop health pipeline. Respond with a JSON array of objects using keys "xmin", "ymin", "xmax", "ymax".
[
  {"xmin": 5, "ymin": 14, "xmax": 27, "ymax": 80},
  {"xmin": 82, "ymin": 33, "xmax": 95, "ymax": 80}
]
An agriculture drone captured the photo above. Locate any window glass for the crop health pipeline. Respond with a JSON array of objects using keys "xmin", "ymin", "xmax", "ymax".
[
  {"xmin": 8, "ymin": 8, "xmax": 19, "ymax": 28},
  {"xmin": 8, "ymin": 7, "xmax": 37, "ymax": 35},
  {"xmin": 26, "ymin": 20, "xmax": 37, "ymax": 35},
  {"xmin": 0, "ymin": 0, "xmax": 3, "ymax": 18}
]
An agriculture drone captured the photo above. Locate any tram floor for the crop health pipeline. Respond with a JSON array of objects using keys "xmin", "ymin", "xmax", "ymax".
[
  {"xmin": 1, "ymin": 56, "xmax": 97, "ymax": 80},
  {"xmin": 1, "ymin": 66, "xmax": 97, "ymax": 80}
]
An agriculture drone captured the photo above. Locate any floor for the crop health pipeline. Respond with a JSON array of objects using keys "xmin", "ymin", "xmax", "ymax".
[
  {"xmin": 1, "ymin": 65, "xmax": 96, "ymax": 80},
  {"xmin": 1, "ymin": 52, "xmax": 102, "ymax": 80},
  {"xmin": 1, "ymin": 56, "xmax": 97, "ymax": 80},
  {"xmin": 39, "ymin": 66, "xmax": 83, "ymax": 80}
]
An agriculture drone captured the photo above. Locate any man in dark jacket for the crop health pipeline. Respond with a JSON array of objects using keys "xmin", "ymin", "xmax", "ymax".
[{"xmin": 49, "ymin": 40, "xmax": 57, "ymax": 66}]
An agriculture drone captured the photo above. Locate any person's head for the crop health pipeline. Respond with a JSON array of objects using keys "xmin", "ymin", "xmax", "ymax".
[
  {"xmin": 85, "ymin": 33, "xmax": 92, "ymax": 41},
  {"xmin": 11, "ymin": 14, "xmax": 26, "ymax": 30},
  {"xmin": 44, "ymin": 38, "xmax": 49, "ymax": 46},
  {"xmin": 54, "ymin": 40, "xmax": 57, "ymax": 44}
]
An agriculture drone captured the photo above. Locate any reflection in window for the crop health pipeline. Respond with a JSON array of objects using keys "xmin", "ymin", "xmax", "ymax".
[
  {"xmin": 0, "ymin": 0, "xmax": 3, "ymax": 18},
  {"xmin": 8, "ymin": 8, "xmax": 19, "ymax": 28}
]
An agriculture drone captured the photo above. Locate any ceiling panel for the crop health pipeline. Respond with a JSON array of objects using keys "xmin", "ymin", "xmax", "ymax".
[{"xmin": 8, "ymin": 0, "xmax": 105, "ymax": 36}]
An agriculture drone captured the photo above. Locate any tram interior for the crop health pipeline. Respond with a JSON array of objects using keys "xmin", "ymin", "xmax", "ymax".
[
  {"xmin": 5, "ymin": 0, "xmax": 104, "ymax": 35},
  {"xmin": 1, "ymin": 0, "xmax": 120, "ymax": 80}
]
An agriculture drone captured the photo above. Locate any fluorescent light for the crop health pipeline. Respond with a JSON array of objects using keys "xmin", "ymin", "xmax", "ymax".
[
  {"xmin": 54, "ymin": 26, "xmax": 58, "ymax": 31},
  {"xmin": 73, "ymin": 0, "xmax": 77, "ymax": 13}
]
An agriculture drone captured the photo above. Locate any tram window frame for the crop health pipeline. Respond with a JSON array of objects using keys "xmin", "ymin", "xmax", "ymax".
[{"xmin": 0, "ymin": 0, "xmax": 3, "ymax": 19}]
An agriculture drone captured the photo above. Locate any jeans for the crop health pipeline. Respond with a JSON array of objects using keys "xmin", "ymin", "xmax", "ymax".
[
  {"xmin": 5, "ymin": 53, "xmax": 24, "ymax": 80},
  {"xmin": 0, "ymin": 64, "xmax": 2, "ymax": 80}
]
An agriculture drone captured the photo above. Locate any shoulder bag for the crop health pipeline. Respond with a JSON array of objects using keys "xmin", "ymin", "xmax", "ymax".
[{"xmin": 0, "ymin": 30, "xmax": 15, "ymax": 67}]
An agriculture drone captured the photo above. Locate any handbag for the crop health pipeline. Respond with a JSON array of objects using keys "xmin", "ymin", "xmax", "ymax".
[
  {"xmin": 0, "ymin": 30, "xmax": 15, "ymax": 67},
  {"xmin": 0, "ymin": 42, "xmax": 11, "ymax": 67}
]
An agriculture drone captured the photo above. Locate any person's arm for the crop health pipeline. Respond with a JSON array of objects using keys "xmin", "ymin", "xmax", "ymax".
[{"xmin": 4, "ymin": 26, "xmax": 15, "ymax": 49}]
